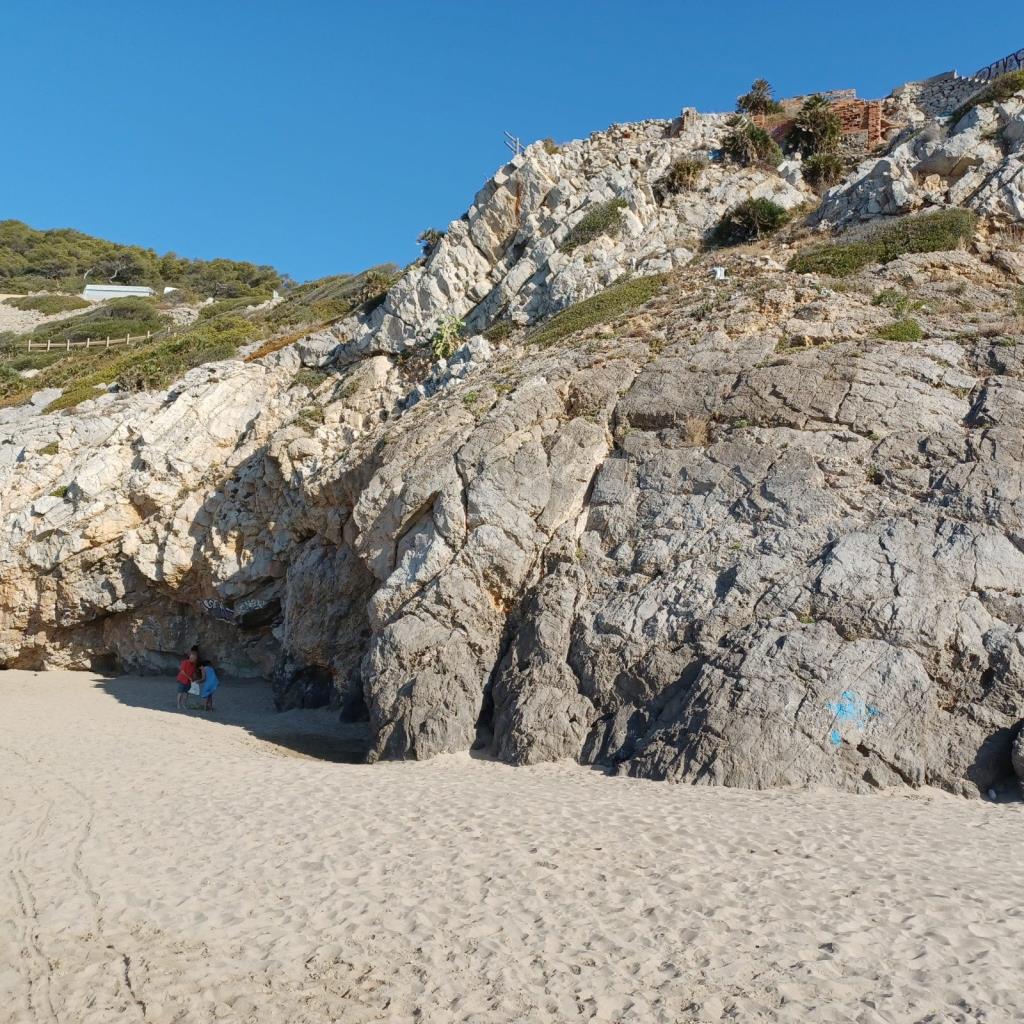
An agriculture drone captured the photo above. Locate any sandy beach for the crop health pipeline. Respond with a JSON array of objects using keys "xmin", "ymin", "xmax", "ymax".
[{"xmin": 1, "ymin": 670, "xmax": 1022, "ymax": 1024}]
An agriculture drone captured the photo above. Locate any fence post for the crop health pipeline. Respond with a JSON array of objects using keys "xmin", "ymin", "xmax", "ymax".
[
  {"xmin": 47, "ymin": 339, "xmax": 52, "ymax": 351},
  {"xmin": 86, "ymin": 338, "xmax": 90, "ymax": 349},
  {"xmin": 66, "ymin": 338, "xmax": 71, "ymax": 351}
]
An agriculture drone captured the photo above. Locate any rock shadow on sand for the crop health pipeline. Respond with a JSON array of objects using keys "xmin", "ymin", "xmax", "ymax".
[{"xmin": 96, "ymin": 673, "xmax": 370, "ymax": 764}]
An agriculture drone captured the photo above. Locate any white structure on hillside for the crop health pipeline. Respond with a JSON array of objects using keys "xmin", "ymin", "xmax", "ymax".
[{"xmin": 82, "ymin": 283, "xmax": 155, "ymax": 301}]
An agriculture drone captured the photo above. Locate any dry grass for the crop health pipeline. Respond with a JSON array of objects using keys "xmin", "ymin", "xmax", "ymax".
[
  {"xmin": 683, "ymin": 415, "xmax": 710, "ymax": 445},
  {"xmin": 244, "ymin": 326, "xmax": 328, "ymax": 362}
]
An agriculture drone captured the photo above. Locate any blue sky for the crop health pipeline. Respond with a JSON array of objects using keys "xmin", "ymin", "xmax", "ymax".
[{"xmin": 1, "ymin": 1, "xmax": 1014, "ymax": 281}]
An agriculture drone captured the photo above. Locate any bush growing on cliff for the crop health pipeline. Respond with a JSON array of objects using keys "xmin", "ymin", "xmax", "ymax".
[
  {"xmin": 198, "ymin": 295, "xmax": 268, "ymax": 320},
  {"xmin": 431, "ymin": 314, "xmax": 465, "ymax": 360},
  {"xmin": 721, "ymin": 117, "xmax": 782, "ymax": 168},
  {"xmin": 790, "ymin": 94, "xmax": 842, "ymax": 158},
  {"xmin": 560, "ymin": 198, "xmax": 628, "ymax": 253},
  {"xmin": 713, "ymin": 198, "xmax": 791, "ymax": 245},
  {"xmin": 4, "ymin": 294, "xmax": 89, "ymax": 315},
  {"xmin": 803, "ymin": 153, "xmax": 845, "ymax": 190},
  {"xmin": 950, "ymin": 70, "xmax": 1024, "ymax": 125},
  {"xmin": 653, "ymin": 157, "xmax": 707, "ymax": 203},
  {"xmin": 877, "ymin": 318, "xmax": 924, "ymax": 342},
  {"xmin": 789, "ymin": 208, "xmax": 978, "ymax": 277},
  {"xmin": 736, "ymin": 79, "xmax": 783, "ymax": 116},
  {"xmin": 527, "ymin": 273, "xmax": 667, "ymax": 348}
]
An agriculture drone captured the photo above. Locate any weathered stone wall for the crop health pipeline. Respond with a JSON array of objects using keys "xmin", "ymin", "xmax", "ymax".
[{"xmin": 890, "ymin": 72, "xmax": 986, "ymax": 120}]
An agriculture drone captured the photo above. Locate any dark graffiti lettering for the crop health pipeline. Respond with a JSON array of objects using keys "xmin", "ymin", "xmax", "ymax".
[
  {"xmin": 199, "ymin": 597, "xmax": 270, "ymax": 624},
  {"xmin": 974, "ymin": 48, "xmax": 1024, "ymax": 83}
]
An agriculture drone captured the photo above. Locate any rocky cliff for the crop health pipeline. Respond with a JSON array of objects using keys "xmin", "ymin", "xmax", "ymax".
[{"xmin": 3, "ymin": 81, "xmax": 1024, "ymax": 796}]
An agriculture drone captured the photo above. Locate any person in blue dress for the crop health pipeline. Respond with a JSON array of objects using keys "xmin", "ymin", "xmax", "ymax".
[{"xmin": 197, "ymin": 660, "xmax": 221, "ymax": 711}]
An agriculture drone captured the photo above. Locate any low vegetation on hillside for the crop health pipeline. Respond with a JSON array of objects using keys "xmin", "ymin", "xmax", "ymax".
[
  {"xmin": 789, "ymin": 209, "xmax": 979, "ymax": 276},
  {"xmin": 3, "ymin": 293, "xmax": 90, "ymax": 315},
  {"xmin": 0, "ymin": 219, "xmax": 283, "ymax": 297},
  {"xmin": 0, "ymin": 258, "xmax": 406, "ymax": 412},
  {"xmin": 560, "ymin": 199, "xmax": 628, "ymax": 253},
  {"xmin": 653, "ymin": 157, "xmax": 707, "ymax": 204},
  {"xmin": 527, "ymin": 273, "xmax": 667, "ymax": 348},
  {"xmin": 714, "ymin": 198, "xmax": 791, "ymax": 245},
  {"xmin": 721, "ymin": 117, "xmax": 783, "ymax": 168}
]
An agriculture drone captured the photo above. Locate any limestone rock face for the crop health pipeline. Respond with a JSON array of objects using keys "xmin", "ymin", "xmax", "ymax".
[
  {"xmin": 3, "ymin": 103, "xmax": 1024, "ymax": 798},
  {"xmin": 317, "ymin": 114, "xmax": 808, "ymax": 363},
  {"xmin": 816, "ymin": 94, "xmax": 1024, "ymax": 228}
]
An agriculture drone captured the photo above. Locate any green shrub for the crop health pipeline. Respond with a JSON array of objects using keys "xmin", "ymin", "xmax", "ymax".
[
  {"xmin": 294, "ymin": 367, "xmax": 329, "ymax": 390},
  {"xmin": 198, "ymin": 295, "xmax": 266, "ymax": 320},
  {"xmin": 560, "ymin": 199, "xmax": 628, "ymax": 253},
  {"xmin": 541, "ymin": 138, "xmax": 560, "ymax": 155},
  {"xmin": 296, "ymin": 405, "xmax": 325, "ymax": 429},
  {"xmin": 803, "ymin": 153, "xmax": 845, "ymax": 189},
  {"xmin": 262, "ymin": 265, "xmax": 401, "ymax": 329},
  {"xmin": 4, "ymin": 294, "xmax": 90, "ymax": 315},
  {"xmin": 49, "ymin": 485, "xmax": 69, "ymax": 499},
  {"xmin": 790, "ymin": 95, "xmax": 842, "ymax": 157},
  {"xmin": 951, "ymin": 70, "xmax": 1024, "ymax": 125},
  {"xmin": 713, "ymin": 198, "xmax": 791, "ymax": 245},
  {"xmin": 483, "ymin": 320, "xmax": 513, "ymax": 343},
  {"xmin": 26, "ymin": 295, "xmax": 164, "ymax": 345},
  {"xmin": 789, "ymin": 209, "xmax": 978, "ymax": 277},
  {"xmin": 527, "ymin": 274, "xmax": 667, "ymax": 348},
  {"xmin": 872, "ymin": 288, "xmax": 914, "ymax": 314},
  {"xmin": 878, "ymin": 318, "xmax": 924, "ymax": 342},
  {"xmin": 40, "ymin": 441, "xmax": 59, "ymax": 455},
  {"xmin": 722, "ymin": 117, "xmax": 783, "ymax": 168},
  {"xmin": 736, "ymin": 79, "xmax": 783, "ymax": 116},
  {"xmin": 431, "ymin": 315, "xmax": 466, "ymax": 360},
  {"xmin": 1015, "ymin": 287, "xmax": 1024, "ymax": 315},
  {"xmin": 654, "ymin": 157, "xmax": 707, "ymax": 203}
]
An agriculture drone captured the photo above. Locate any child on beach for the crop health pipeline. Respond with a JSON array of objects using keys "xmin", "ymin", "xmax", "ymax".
[
  {"xmin": 197, "ymin": 660, "xmax": 220, "ymax": 711},
  {"xmin": 175, "ymin": 646, "xmax": 199, "ymax": 710}
]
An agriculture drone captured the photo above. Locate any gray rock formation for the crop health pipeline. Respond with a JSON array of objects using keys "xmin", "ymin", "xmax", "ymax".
[
  {"xmin": 816, "ymin": 95, "xmax": 1024, "ymax": 228},
  {"xmin": 3, "ymin": 88, "xmax": 1024, "ymax": 797}
]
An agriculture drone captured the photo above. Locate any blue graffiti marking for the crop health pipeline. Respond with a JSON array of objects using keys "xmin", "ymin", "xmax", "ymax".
[{"xmin": 826, "ymin": 690, "xmax": 881, "ymax": 747}]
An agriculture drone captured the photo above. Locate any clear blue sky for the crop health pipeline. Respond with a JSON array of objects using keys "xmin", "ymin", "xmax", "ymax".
[{"xmin": 1, "ymin": 1, "xmax": 1014, "ymax": 281}]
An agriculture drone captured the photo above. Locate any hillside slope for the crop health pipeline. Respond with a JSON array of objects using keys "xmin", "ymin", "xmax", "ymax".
[{"xmin": 3, "ymin": 75, "xmax": 1024, "ymax": 796}]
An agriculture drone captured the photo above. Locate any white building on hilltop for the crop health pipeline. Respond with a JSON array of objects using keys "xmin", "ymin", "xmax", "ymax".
[{"xmin": 82, "ymin": 283, "xmax": 155, "ymax": 301}]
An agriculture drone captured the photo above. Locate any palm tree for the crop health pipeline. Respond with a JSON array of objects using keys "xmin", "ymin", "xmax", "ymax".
[{"xmin": 737, "ymin": 79, "xmax": 782, "ymax": 116}]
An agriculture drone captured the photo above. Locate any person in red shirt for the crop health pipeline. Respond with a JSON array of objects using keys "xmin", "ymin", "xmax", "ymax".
[{"xmin": 175, "ymin": 646, "xmax": 199, "ymax": 710}]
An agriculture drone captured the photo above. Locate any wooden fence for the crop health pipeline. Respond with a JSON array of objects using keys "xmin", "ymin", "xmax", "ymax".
[{"xmin": 26, "ymin": 331, "xmax": 154, "ymax": 353}]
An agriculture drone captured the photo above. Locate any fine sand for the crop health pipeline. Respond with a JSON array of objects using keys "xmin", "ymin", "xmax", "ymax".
[{"xmin": 1, "ymin": 671, "xmax": 1022, "ymax": 1024}]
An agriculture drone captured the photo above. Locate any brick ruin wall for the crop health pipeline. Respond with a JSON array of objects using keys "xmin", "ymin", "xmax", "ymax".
[
  {"xmin": 743, "ymin": 48, "xmax": 1022, "ymax": 154},
  {"xmin": 753, "ymin": 94, "xmax": 888, "ymax": 151}
]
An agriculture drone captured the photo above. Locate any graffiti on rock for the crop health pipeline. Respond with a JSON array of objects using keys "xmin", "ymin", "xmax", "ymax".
[
  {"xmin": 825, "ymin": 690, "xmax": 881, "ymax": 747},
  {"xmin": 199, "ymin": 598, "xmax": 271, "ymax": 624},
  {"xmin": 973, "ymin": 48, "xmax": 1024, "ymax": 83}
]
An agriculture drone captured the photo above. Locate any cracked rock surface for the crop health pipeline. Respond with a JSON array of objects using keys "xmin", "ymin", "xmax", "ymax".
[{"xmin": 3, "ymin": 99, "xmax": 1024, "ymax": 796}]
